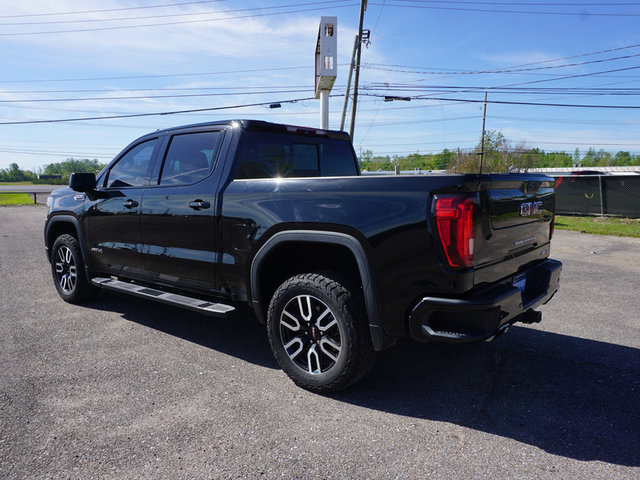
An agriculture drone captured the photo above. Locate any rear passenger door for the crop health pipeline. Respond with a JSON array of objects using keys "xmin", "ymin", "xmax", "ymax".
[{"xmin": 139, "ymin": 129, "xmax": 225, "ymax": 293}]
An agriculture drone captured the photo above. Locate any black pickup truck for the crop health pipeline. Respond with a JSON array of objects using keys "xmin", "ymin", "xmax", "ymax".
[{"xmin": 45, "ymin": 120, "xmax": 562, "ymax": 392}]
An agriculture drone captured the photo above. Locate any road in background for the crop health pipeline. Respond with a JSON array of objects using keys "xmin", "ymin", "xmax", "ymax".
[
  {"xmin": 0, "ymin": 185, "xmax": 61, "ymax": 193},
  {"xmin": 0, "ymin": 185, "xmax": 62, "ymax": 204},
  {"xmin": 1, "ymin": 206, "xmax": 638, "ymax": 479}
]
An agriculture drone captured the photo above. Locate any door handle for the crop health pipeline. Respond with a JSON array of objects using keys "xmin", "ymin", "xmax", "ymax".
[
  {"xmin": 188, "ymin": 200, "xmax": 210, "ymax": 210},
  {"xmin": 123, "ymin": 199, "xmax": 138, "ymax": 208}
]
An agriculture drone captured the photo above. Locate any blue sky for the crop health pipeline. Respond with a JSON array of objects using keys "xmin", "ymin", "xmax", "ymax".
[{"xmin": 1, "ymin": 0, "xmax": 640, "ymax": 171}]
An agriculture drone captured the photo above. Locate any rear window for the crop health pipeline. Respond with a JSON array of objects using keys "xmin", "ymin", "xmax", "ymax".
[{"xmin": 235, "ymin": 131, "xmax": 358, "ymax": 179}]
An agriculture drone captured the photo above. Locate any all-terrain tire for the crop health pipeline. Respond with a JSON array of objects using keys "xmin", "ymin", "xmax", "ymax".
[
  {"xmin": 267, "ymin": 273, "xmax": 375, "ymax": 393},
  {"xmin": 50, "ymin": 234, "xmax": 99, "ymax": 304}
]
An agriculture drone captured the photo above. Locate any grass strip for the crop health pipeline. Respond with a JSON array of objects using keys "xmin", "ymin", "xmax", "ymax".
[
  {"xmin": 555, "ymin": 215, "xmax": 640, "ymax": 238},
  {"xmin": 0, "ymin": 193, "xmax": 35, "ymax": 205}
]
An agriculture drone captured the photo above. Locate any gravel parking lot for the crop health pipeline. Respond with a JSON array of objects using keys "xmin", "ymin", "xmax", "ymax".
[{"xmin": 1, "ymin": 206, "xmax": 638, "ymax": 479}]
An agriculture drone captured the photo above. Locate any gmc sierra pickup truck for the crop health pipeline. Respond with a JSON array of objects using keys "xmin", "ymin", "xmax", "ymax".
[{"xmin": 45, "ymin": 120, "xmax": 562, "ymax": 392}]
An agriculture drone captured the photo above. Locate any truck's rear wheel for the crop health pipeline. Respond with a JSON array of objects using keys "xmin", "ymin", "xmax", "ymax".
[
  {"xmin": 267, "ymin": 273, "xmax": 374, "ymax": 393},
  {"xmin": 51, "ymin": 234, "xmax": 98, "ymax": 304}
]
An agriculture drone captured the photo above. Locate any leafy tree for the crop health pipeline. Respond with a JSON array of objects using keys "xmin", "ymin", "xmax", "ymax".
[
  {"xmin": 0, "ymin": 163, "xmax": 37, "ymax": 182},
  {"xmin": 614, "ymin": 151, "xmax": 632, "ymax": 166},
  {"xmin": 573, "ymin": 148, "xmax": 581, "ymax": 165},
  {"xmin": 42, "ymin": 158, "xmax": 105, "ymax": 177}
]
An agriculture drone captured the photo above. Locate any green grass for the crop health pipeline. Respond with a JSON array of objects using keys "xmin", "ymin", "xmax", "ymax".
[
  {"xmin": 555, "ymin": 215, "xmax": 640, "ymax": 238},
  {"xmin": 0, "ymin": 193, "xmax": 35, "ymax": 205},
  {"xmin": 0, "ymin": 181, "xmax": 34, "ymax": 185}
]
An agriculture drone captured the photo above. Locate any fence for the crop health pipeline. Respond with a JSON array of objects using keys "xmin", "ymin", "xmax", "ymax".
[{"xmin": 553, "ymin": 174, "xmax": 640, "ymax": 218}]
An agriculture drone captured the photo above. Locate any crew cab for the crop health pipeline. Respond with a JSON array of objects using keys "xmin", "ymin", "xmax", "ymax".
[{"xmin": 45, "ymin": 120, "xmax": 562, "ymax": 392}]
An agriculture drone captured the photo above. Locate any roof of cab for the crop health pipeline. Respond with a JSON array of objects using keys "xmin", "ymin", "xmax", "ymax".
[{"xmin": 152, "ymin": 120, "xmax": 351, "ymax": 141}]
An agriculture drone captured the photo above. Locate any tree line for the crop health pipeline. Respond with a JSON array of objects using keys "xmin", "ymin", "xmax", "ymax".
[
  {"xmin": 359, "ymin": 131, "xmax": 640, "ymax": 173},
  {"xmin": 0, "ymin": 159, "xmax": 106, "ymax": 184}
]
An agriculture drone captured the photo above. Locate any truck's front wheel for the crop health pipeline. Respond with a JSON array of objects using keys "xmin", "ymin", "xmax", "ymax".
[
  {"xmin": 50, "ymin": 234, "xmax": 98, "ymax": 304},
  {"xmin": 267, "ymin": 273, "xmax": 374, "ymax": 393}
]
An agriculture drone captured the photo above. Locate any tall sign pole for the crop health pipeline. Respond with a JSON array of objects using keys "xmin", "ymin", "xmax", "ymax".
[{"xmin": 315, "ymin": 17, "xmax": 337, "ymax": 130}]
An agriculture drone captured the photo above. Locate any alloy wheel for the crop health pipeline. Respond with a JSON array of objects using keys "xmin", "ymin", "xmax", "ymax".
[
  {"xmin": 279, "ymin": 294, "xmax": 342, "ymax": 374},
  {"xmin": 54, "ymin": 246, "xmax": 77, "ymax": 294}
]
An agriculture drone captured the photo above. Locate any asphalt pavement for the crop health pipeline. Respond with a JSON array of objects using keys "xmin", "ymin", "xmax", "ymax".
[{"xmin": 1, "ymin": 206, "xmax": 638, "ymax": 479}]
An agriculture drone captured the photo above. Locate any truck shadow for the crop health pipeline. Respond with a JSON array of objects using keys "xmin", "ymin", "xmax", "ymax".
[
  {"xmin": 89, "ymin": 291, "xmax": 638, "ymax": 467},
  {"xmin": 337, "ymin": 326, "xmax": 640, "ymax": 467},
  {"xmin": 93, "ymin": 290, "xmax": 279, "ymax": 370}
]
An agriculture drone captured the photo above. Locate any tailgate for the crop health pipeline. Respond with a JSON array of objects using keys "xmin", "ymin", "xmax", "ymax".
[{"xmin": 474, "ymin": 174, "xmax": 555, "ymax": 270}]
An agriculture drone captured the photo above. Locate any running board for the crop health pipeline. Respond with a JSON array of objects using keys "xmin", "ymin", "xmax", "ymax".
[{"xmin": 91, "ymin": 277, "xmax": 235, "ymax": 317}]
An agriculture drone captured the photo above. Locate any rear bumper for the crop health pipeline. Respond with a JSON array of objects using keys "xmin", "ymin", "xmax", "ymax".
[{"xmin": 409, "ymin": 258, "xmax": 562, "ymax": 343}]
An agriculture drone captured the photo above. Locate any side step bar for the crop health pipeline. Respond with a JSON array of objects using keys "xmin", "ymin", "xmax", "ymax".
[{"xmin": 91, "ymin": 277, "xmax": 235, "ymax": 317}]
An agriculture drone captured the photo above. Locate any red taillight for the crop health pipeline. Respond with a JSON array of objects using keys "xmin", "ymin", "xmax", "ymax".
[{"xmin": 434, "ymin": 194, "xmax": 476, "ymax": 268}]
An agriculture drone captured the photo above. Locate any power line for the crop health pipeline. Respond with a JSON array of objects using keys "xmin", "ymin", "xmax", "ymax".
[
  {"xmin": 359, "ymin": 42, "xmax": 640, "ymax": 84},
  {"xmin": 0, "ymin": 95, "xmax": 331, "ymax": 125},
  {"xmin": 375, "ymin": 1, "xmax": 640, "ymax": 16},
  {"xmin": 0, "ymin": 1, "xmax": 229, "ymax": 19},
  {"xmin": 367, "ymin": 65, "xmax": 640, "ymax": 101},
  {"xmin": 362, "ymin": 93, "xmax": 640, "ymax": 109},
  {"xmin": 360, "ymin": 115, "xmax": 483, "ymax": 127},
  {"xmin": 0, "ymin": 84, "xmax": 313, "ymax": 95},
  {"xmin": 363, "ymin": 84, "xmax": 640, "ymax": 95},
  {"xmin": 362, "ymin": 51, "xmax": 640, "ymax": 76},
  {"xmin": 5, "ymin": 41, "xmax": 639, "ymax": 85},
  {"xmin": 0, "ymin": 88, "xmax": 313, "ymax": 104},
  {"xmin": 491, "ymin": 114, "xmax": 640, "ymax": 126},
  {"xmin": 0, "ymin": 147, "xmax": 113, "ymax": 159},
  {"xmin": 0, "ymin": 2, "xmax": 358, "ymax": 36},
  {"xmin": 386, "ymin": 1, "xmax": 640, "ymax": 6},
  {"xmin": 0, "ymin": 65, "xmax": 315, "ymax": 85},
  {"xmin": 0, "ymin": 1, "xmax": 350, "ymax": 26},
  {"xmin": 498, "ymin": 65, "xmax": 640, "ymax": 87}
]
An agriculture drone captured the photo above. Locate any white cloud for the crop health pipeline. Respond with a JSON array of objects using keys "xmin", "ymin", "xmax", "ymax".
[{"xmin": 478, "ymin": 51, "xmax": 567, "ymax": 69}]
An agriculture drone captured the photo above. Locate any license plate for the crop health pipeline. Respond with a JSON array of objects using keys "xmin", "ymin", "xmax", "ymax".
[{"xmin": 513, "ymin": 273, "xmax": 526, "ymax": 294}]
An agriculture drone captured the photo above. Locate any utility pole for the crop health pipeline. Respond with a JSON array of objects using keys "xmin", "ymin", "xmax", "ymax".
[
  {"xmin": 349, "ymin": 0, "xmax": 367, "ymax": 140},
  {"xmin": 479, "ymin": 92, "xmax": 487, "ymax": 174},
  {"xmin": 340, "ymin": 35, "xmax": 359, "ymax": 131}
]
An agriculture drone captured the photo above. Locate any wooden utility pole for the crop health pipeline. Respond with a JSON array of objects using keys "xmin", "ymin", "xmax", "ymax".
[
  {"xmin": 349, "ymin": 0, "xmax": 367, "ymax": 140},
  {"xmin": 479, "ymin": 92, "xmax": 487, "ymax": 174},
  {"xmin": 340, "ymin": 35, "xmax": 359, "ymax": 131}
]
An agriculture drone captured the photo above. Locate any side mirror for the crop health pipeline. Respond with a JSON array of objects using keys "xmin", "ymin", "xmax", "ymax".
[{"xmin": 69, "ymin": 172, "xmax": 97, "ymax": 192}]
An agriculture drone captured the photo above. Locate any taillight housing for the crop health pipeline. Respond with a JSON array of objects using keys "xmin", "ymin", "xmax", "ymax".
[{"xmin": 434, "ymin": 194, "xmax": 476, "ymax": 268}]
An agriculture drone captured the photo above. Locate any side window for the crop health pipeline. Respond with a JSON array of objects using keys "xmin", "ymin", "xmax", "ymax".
[
  {"xmin": 159, "ymin": 131, "xmax": 220, "ymax": 186},
  {"xmin": 235, "ymin": 134, "xmax": 292, "ymax": 179},
  {"xmin": 319, "ymin": 139, "xmax": 358, "ymax": 176},
  {"xmin": 105, "ymin": 138, "xmax": 158, "ymax": 188},
  {"xmin": 292, "ymin": 144, "xmax": 319, "ymax": 176}
]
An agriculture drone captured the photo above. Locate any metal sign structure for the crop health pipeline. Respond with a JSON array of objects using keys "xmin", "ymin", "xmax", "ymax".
[{"xmin": 314, "ymin": 17, "xmax": 337, "ymax": 129}]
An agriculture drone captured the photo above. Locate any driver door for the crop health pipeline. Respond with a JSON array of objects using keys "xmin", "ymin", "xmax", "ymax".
[{"xmin": 84, "ymin": 136, "xmax": 161, "ymax": 276}]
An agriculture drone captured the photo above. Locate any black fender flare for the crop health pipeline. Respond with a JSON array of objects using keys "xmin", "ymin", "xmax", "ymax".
[
  {"xmin": 45, "ymin": 215, "xmax": 91, "ymax": 277},
  {"xmin": 250, "ymin": 230, "xmax": 395, "ymax": 351}
]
